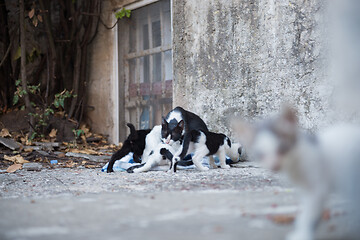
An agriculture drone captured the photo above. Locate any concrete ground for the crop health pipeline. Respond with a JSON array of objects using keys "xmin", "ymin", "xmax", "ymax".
[{"xmin": 0, "ymin": 163, "xmax": 347, "ymax": 240}]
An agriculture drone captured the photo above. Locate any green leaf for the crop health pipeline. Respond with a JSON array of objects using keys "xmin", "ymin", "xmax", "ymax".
[
  {"xmin": 20, "ymin": 105, "xmax": 25, "ymax": 110},
  {"xmin": 30, "ymin": 132, "xmax": 37, "ymax": 141},
  {"xmin": 13, "ymin": 95, "xmax": 19, "ymax": 105},
  {"xmin": 125, "ymin": 10, "xmax": 131, "ymax": 18},
  {"xmin": 54, "ymin": 100, "xmax": 59, "ymax": 108},
  {"xmin": 15, "ymin": 79, "xmax": 21, "ymax": 86},
  {"xmin": 59, "ymin": 98, "xmax": 64, "ymax": 108}
]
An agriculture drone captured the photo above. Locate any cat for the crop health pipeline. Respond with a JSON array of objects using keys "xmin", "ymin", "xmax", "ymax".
[
  {"xmin": 128, "ymin": 129, "xmax": 240, "ymax": 173},
  {"xmin": 233, "ymin": 106, "xmax": 360, "ymax": 240},
  {"xmin": 169, "ymin": 129, "xmax": 238, "ymax": 172},
  {"xmin": 127, "ymin": 125, "xmax": 182, "ymax": 173},
  {"xmin": 162, "ymin": 106, "xmax": 209, "ymax": 171},
  {"xmin": 106, "ymin": 123, "xmax": 151, "ymax": 173}
]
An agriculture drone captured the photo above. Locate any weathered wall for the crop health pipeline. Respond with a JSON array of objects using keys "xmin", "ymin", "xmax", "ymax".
[
  {"xmin": 86, "ymin": 0, "xmax": 118, "ymax": 142},
  {"xmin": 172, "ymin": 0, "xmax": 330, "ymax": 135}
]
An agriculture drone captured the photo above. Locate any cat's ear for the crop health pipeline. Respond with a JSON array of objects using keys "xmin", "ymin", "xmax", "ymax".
[
  {"xmin": 161, "ymin": 117, "xmax": 168, "ymax": 128},
  {"xmin": 280, "ymin": 104, "xmax": 298, "ymax": 125},
  {"xmin": 231, "ymin": 119, "xmax": 255, "ymax": 149},
  {"xmin": 127, "ymin": 123, "xmax": 138, "ymax": 139},
  {"xmin": 276, "ymin": 104, "xmax": 298, "ymax": 141},
  {"xmin": 177, "ymin": 120, "xmax": 184, "ymax": 130}
]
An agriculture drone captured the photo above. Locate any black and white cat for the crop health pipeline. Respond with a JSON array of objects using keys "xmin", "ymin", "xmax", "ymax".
[
  {"xmin": 107, "ymin": 123, "xmax": 151, "ymax": 173},
  {"xmin": 127, "ymin": 125, "xmax": 182, "ymax": 173},
  {"xmin": 173, "ymin": 129, "xmax": 236, "ymax": 171},
  {"xmin": 162, "ymin": 106, "xmax": 210, "ymax": 171}
]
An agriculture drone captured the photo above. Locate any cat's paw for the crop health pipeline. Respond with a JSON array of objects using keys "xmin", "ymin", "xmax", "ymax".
[
  {"xmin": 199, "ymin": 166, "xmax": 209, "ymax": 171},
  {"xmin": 209, "ymin": 164, "xmax": 218, "ymax": 169},
  {"xmin": 221, "ymin": 164, "xmax": 231, "ymax": 169},
  {"xmin": 286, "ymin": 230, "xmax": 312, "ymax": 240},
  {"xmin": 126, "ymin": 167, "xmax": 134, "ymax": 173}
]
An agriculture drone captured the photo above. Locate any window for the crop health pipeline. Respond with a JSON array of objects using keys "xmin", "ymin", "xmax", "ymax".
[{"xmin": 119, "ymin": 0, "xmax": 172, "ymax": 132}]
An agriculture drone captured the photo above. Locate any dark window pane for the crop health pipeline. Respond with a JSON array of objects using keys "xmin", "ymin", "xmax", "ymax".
[
  {"xmin": 129, "ymin": 59, "xmax": 136, "ymax": 83},
  {"xmin": 153, "ymin": 53, "xmax": 162, "ymax": 82},
  {"xmin": 143, "ymin": 24, "xmax": 149, "ymax": 50},
  {"xmin": 152, "ymin": 20, "xmax": 161, "ymax": 47},
  {"xmin": 129, "ymin": 22, "xmax": 136, "ymax": 53}
]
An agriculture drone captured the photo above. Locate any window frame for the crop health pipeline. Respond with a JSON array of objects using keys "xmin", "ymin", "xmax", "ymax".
[{"xmin": 117, "ymin": 0, "xmax": 173, "ymax": 139}]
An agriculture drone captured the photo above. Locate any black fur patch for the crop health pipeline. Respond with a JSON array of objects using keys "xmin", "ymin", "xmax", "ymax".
[
  {"xmin": 126, "ymin": 163, "xmax": 145, "ymax": 173},
  {"xmin": 165, "ymin": 107, "xmax": 209, "ymax": 161},
  {"xmin": 107, "ymin": 123, "xmax": 151, "ymax": 173},
  {"xmin": 227, "ymin": 138, "xmax": 231, "ymax": 148}
]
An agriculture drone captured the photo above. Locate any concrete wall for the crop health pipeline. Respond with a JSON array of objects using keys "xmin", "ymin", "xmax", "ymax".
[
  {"xmin": 172, "ymin": 0, "xmax": 330, "ymax": 136},
  {"xmin": 86, "ymin": 0, "xmax": 119, "ymax": 143}
]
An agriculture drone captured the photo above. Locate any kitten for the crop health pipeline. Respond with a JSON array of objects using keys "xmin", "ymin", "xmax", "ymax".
[
  {"xmin": 171, "ymin": 129, "xmax": 238, "ymax": 172},
  {"xmin": 162, "ymin": 106, "xmax": 209, "ymax": 171},
  {"xmin": 106, "ymin": 123, "xmax": 151, "ymax": 173},
  {"xmin": 233, "ymin": 107, "xmax": 360, "ymax": 240}
]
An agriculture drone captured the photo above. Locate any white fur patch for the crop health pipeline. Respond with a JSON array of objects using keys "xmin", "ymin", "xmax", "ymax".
[{"xmin": 166, "ymin": 110, "xmax": 183, "ymax": 123}]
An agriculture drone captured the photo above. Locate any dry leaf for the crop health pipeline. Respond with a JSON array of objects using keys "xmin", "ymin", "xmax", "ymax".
[
  {"xmin": 85, "ymin": 165, "xmax": 96, "ymax": 168},
  {"xmin": 268, "ymin": 214, "xmax": 295, "ymax": 225},
  {"xmin": 37, "ymin": 14, "xmax": 43, "ymax": 22},
  {"xmin": 29, "ymin": 8, "xmax": 35, "ymax": 19},
  {"xmin": 49, "ymin": 129, "xmax": 57, "ymax": 138},
  {"xmin": 57, "ymin": 153, "xmax": 65, "ymax": 158},
  {"xmin": 33, "ymin": 17, "xmax": 38, "ymax": 27},
  {"xmin": 24, "ymin": 148, "xmax": 33, "ymax": 153},
  {"xmin": 81, "ymin": 160, "xmax": 87, "ymax": 165},
  {"xmin": 64, "ymin": 161, "xmax": 76, "ymax": 168},
  {"xmin": 81, "ymin": 135, "xmax": 87, "ymax": 143},
  {"xmin": 68, "ymin": 148, "xmax": 102, "ymax": 155},
  {"xmin": 4, "ymin": 154, "xmax": 29, "ymax": 164},
  {"xmin": 80, "ymin": 124, "xmax": 91, "ymax": 138},
  {"xmin": 0, "ymin": 128, "xmax": 11, "ymax": 137},
  {"xmin": 6, "ymin": 164, "xmax": 22, "ymax": 173}
]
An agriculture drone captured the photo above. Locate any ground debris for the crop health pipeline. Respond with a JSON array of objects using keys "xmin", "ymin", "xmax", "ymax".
[
  {"xmin": 0, "ymin": 137, "xmax": 22, "ymax": 150},
  {"xmin": 267, "ymin": 214, "xmax": 295, "ymax": 225},
  {"xmin": 0, "ymin": 126, "xmax": 119, "ymax": 171}
]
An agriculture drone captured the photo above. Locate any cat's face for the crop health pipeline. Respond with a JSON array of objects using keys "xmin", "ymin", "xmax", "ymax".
[
  {"xmin": 161, "ymin": 117, "xmax": 184, "ymax": 145},
  {"xmin": 233, "ymin": 106, "xmax": 298, "ymax": 171}
]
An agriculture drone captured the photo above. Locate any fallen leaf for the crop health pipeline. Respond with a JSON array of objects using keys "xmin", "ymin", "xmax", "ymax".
[
  {"xmin": 23, "ymin": 148, "xmax": 33, "ymax": 153},
  {"xmin": 68, "ymin": 148, "xmax": 102, "ymax": 155},
  {"xmin": 57, "ymin": 153, "xmax": 65, "ymax": 158},
  {"xmin": 64, "ymin": 161, "xmax": 76, "ymax": 168},
  {"xmin": 81, "ymin": 160, "xmax": 87, "ymax": 165},
  {"xmin": 80, "ymin": 124, "xmax": 92, "ymax": 138},
  {"xmin": 33, "ymin": 17, "xmax": 38, "ymax": 27},
  {"xmin": 0, "ymin": 128, "xmax": 11, "ymax": 137},
  {"xmin": 37, "ymin": 14, "xmax": 43, "ymax": 22},
  {"xmin": 81, "ymin": 135, "xmax": 87, "ymax": 144},
  {"xmin": 49, "ymin": 129, "xmax": 57, "ymax": 138},
  {"xmin": 6, "ymin": 164, "xmax": 22, "ymax": 173},
  {"xmin": 29, "ymin": 8, "xmax": 35, "ymax": 19},
  {"xmin": 85, "ymin": 165, "xmax": 96, "ymax": 168},
  {"xmin": 268, "ymin": 214, "xmax": 295, "ymax": 225},
  {"xmin": 4, "ymin": 154, "xmax": 29, "ymax": 164}
]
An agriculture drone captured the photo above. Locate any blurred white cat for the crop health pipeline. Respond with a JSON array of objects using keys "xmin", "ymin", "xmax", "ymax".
[{"xmin": 233, "ymin": 106, "xmax": 360, "ymax": 240}]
